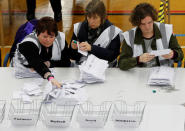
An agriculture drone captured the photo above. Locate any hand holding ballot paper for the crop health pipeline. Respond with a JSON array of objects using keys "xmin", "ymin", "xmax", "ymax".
[
  {"xmin": 150, "ymin": 49, "xmax": 173, "ymax": 59},
  {"xmin": 139, "ymin": 49, "xmax": 173, "ymax": 63},
  {"xmin": 72, "ymin": 40, "xmax": 88, "ymax": 56}
]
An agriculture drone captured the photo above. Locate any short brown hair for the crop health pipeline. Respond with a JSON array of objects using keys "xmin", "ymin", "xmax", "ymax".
[
  {"xmin": 130, "ymin": 3, "xmax": 158, "ymax": 26},
  {"xmin": 85, "ymin": 0, "xmax": 106, "ymax": 24},
  {"xmin": 36, "ymin": 16, "xmax": 58, "ymax": 36}
]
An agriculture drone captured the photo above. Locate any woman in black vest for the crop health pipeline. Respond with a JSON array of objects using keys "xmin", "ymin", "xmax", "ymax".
[{"xmin": 69, "ymin": 0, "xmax": 122, "ymax": 66}]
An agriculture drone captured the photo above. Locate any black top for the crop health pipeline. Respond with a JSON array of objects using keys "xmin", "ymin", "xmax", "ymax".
[
  {"xmin": 18, "ymin": 41, "xmax": 71, "ymax": 78},
  {"xmin": 69, "ymin": 19, "xmax": 121, "ymax": 63}
]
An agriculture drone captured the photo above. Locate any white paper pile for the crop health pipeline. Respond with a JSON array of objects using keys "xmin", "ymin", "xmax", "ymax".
[
  {"xmin": 78, "ymin": 54, "xmax": 108, "ymax": 83},
  {"xmin": 43, "ymin": 81, "xmax": 87, "ymax": 105},
  {"xmin": 13, "ymin": 61, "xmax": 41, "ymax": 78},
  {"xmin": 14, "ymin": 61, "xmax": 54, "ymax": 79},
  {"xmin": 148, "ymin": 66, "xmax": 175, "ymax": 86},
  {"xmin": 12, "ymin": 80, "xmax": 43, "ymax": 103},
  {"xmin": 22, "ymin": 82, "xmax": 42, "ymax": 96}
]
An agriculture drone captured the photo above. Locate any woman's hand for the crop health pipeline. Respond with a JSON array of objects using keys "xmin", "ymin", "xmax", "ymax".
[
  {"xmin": 50, "ymin": 78, "xmax": 62, "ymax": 88},
  {"xmin": 162, "ymin": 50, "xmax": 174, "ymax": 59},
  {"xmin": 139, "ymin": 53, "xmax": 155, "ymax": 63},
  {"xmin": 44, "ymin": 61, "xmax": 50, "ymax": 68},
  {"xmin": 79, "ymin": 42, "xmax": 91, "ymax": 51},
  {"xmin": 44, "ymin": 72, "xmax": 61, "ymax": 88}
]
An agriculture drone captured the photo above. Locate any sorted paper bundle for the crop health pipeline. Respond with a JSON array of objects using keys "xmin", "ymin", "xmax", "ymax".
[
  {"xmin": 78, "ymin": 54, "xmax": 108, "ymax": 83},
  {"xmin": 14, "ymin": 61, "xmax": 54, "ymax": 79},
  {"xmin": 148, "ymin": 66, "xmax": 175, "ymax": 86},
  {"xmin": 13, "ymin": 60, "xmax": 41, "ymax": 78}
]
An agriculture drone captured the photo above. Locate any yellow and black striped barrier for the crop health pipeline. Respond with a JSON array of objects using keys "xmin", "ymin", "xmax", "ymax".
[{"xmin": 158, "ymin": 0, "xmax": 168, "ymax": 23}]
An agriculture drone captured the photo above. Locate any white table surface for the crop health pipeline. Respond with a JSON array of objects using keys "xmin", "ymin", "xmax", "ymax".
[{"xmin": 0, "ymin": 67, "xmax": 185, "ymax": 131}]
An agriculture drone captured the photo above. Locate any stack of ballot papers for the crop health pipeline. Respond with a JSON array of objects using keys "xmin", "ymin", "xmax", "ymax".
[
  {"xmin": 14, "ymin": 61, "xmax": 54, "ymax": 78},
  {"xmin": 78, "ymin": 54, "xmax": 108, "ymax": 83},
  {"xmin": 14, "ymin": 61, "xmax": 41, "ymax": 78},
  {"xmin": 12, "ymin": 80, "xmax": 43, "ymax": 103},
  {"xmin": 43, "ymin": 81, "xmax": 87, "ymax": 105},
  {"xmin": 147, "ymin": 66, "xmax": 175, "ymax": 86}
]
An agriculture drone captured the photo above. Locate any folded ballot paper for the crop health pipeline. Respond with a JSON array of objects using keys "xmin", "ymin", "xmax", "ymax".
[
  {"xmin": 78, "ymin": 54, "xmax": 109, "ymax": 83},
  {"xmin": 76, "ymin": 41, "xmax": 88, "ymax": 56},
  {"xmin": 150, "ymin": 49, "xmax": 171, "ymax": 56},
  {"xmin": 43, "ymin": 81, "xmax": 87, "ymax": 105},
  {"xmin": 147, "ymin": 66, "xmax": 175, "ymax": 87}
]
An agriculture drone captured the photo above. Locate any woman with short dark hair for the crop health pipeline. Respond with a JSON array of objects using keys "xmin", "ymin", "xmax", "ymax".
[
  {"xmin": 85, "ymin": 0, "xmax": 106, "ymax": 24},
  {"xmin": 12, "ymin": 16, "xmax": 71, "ymax": 88},
  {"xmin": 69, "ymin": 0, "xmax": 122, "ymax": 67},
  {"xmin": 36, "ymin": 17, "xmax": 58, "ymax": 37}
]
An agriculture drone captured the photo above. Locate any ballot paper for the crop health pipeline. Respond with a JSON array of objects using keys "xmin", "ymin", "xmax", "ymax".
[
  {"xmin": 78, "ymin": 54, "xmax": 108, "ymax": 83},
  {"xmin": 150, "ymin": 49, "xmax": 171, "ymax": 56},
  {"xmin": 147, "ymin": 66, "xmax": 175, "ymax": 87},
  {"xmin": 77, "ymin": 41, "xmax": 88, "ymax": 56},
  {"xmin": 43, "ymin": 81, "xmax": 87, "ymax": 105},
  {"xmin": 12, "ymin": 80, "xmax": 43, "ymax": 103},
  {"xmin": 22, "ymin": 82, "xmax": 42, "ymax": 96}
]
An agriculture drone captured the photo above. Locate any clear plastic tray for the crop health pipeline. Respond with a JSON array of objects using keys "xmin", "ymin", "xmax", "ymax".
[
  {"xmin": 77, "ymin": 101, "xmax": 112, "ymax": 128},
  {"xmin": 0, "ymin": 100, "xmax": 6, "ymax": 123},
  {"xmin": 41, "ymin": 102, "xmax": 75, "ymax": 127},
  {"xmin": 9, "ymin": 99, "xmax": 41, "ymax": 126},
  {"xmin": 112, "ymin": 101, "xmax": 146, "ymax": 128}
]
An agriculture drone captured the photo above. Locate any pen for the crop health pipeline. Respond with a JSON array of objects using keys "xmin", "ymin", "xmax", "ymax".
[{"xmin": 73, "ymin": 40, "xmax": 77, "ymax": 44}]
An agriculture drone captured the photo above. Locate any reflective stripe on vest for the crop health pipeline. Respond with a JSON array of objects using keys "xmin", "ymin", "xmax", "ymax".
[{"xmin": 74, "ymin": 22, "xmax": 122, "ymax": 48}]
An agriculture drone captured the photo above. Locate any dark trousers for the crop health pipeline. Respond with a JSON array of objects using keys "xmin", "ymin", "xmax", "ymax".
[{"xmin": 26, "ymin": 0, "xmax": 62, "ymax": 15}]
